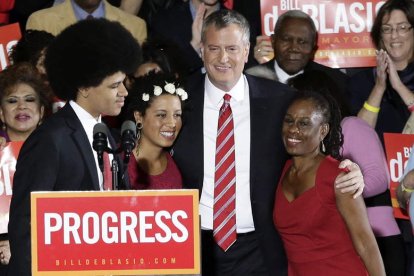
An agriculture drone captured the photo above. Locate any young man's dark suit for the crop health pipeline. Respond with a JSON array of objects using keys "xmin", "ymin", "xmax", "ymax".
[
  {"xmin": 173, "ymin": 73, "xmax": 295, "ymax": 275},
  {"xmin": 8, "ymin": 104, "xmax": 127, "ymax": 276}
]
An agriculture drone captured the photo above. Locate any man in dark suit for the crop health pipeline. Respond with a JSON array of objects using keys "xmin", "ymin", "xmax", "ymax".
[
  {"xmin": 173, "ymin": 9, "xmax": 364, "ymax": 276},
  {"xmin": 246, "ymin": 10, "xmax": 349, "ymax": 103},
  {"xmin": 7, "ymin": 18, "xmax": 141, "ymax": 275}
]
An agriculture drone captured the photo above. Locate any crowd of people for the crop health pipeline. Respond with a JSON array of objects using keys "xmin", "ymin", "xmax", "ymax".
[{"xmin": 0, "ymin": 0, "xmax": 413, "ymax": 275}]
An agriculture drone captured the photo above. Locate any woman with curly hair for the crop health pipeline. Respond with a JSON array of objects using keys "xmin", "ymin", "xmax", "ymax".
[
  {"xmin": 124, "ymin": 72, "xmax": 187, "ymax": 190},
  {"xmin": 0, "ymin": 62, "xmax": 51, "ymax": 142},
  {"xmin": 273, "ymin": 91, "xmax": 385, "ymax": 275}
]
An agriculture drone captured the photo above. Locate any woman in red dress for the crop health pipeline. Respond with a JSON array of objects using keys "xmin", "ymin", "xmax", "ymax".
[
  {"xmin": 124, "ymin": 72, "xmax": 187, "ymax": 190},
  {"xmin": 273, "ymin": 91, "xmax": 385, "ymax": 275}
]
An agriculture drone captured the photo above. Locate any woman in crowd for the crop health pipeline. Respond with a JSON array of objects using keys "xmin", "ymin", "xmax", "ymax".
[
  {"xmin": 0, "ymin": 62, "xmax": 51, "ymax": 142},
  {"xmin": 289, "ymin": 70, "xmax": 405, "ymax": 276},
  {"xmin": 348, "ymin": 0, "xmax": 414, "ymax": 140},
  {"xmin": 0, "ymin": 62, "xmax": 51, "ymax": 272},
  {"xmin": 273, "ymin": 91, "xmax": 385, "ymax": 275},
  {"xmin": 124, "ymin": 71, "xmax": 187, "ymax": 189}
]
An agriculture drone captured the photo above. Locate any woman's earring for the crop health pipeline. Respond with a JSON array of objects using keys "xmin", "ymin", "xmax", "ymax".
[
  {"xmin": 321, "ymin": 140, "xmax": 326, "ymax": 153},
  {"xmin": 134, "ymin": 122, "xmax": 143, "ymax": 157},
  {"xmin": 1, "ymin": 124, "xmax": 5, "ymax": 132}
]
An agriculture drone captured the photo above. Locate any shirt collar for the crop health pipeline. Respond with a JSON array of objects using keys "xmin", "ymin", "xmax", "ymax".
[
  {"xmin": 205, "ymin": 74, "xmax": 245, "ymax": 108},
  {"xmin": 274, "ymin": 60, "xmax": 303, "ymax": 84},
  {"xmin": 71, "ymin": 0, "xmax": 105, "ymax": 21},
  {"xmin": 70, "ymin": 100, "xmax": 102, "ymax": 123}
]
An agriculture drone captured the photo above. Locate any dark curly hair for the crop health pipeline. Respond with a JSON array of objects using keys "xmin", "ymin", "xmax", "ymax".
[
  {"xmin": 126, "ymin": 71, "xmax": 187, "ymax": 121},
  {"xmin": 9, "ymin": 30, "xmax": 55, "ymax": 67},
  {"xmin": 0, "ymin": 62, "xmax": 52, "ymax": 120},
  {"xmin": 45, "ymin": 18, "xmax": 142, "ymax": 101},
  {"xmin": 371, "ymin": 0, "xmax": 414, "ymax": 54},
  {"xmin": 140, "ymin": 37, "xmax": 187, "ymax": 78},
  {"xmin": 288, "ymin": 70, "xmax": 351, "ymax": 117},
  {"xmin": 288, "ymin": 90, "xmax": 343, "ymax": 160}
]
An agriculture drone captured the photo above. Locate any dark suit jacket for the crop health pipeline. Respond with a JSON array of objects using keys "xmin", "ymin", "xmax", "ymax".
[
  {"xmin": 173, "ymin": 73, "xmax": 295, "ymax": 275},
  {"xmin": 245, "ymin": 59, "xmax": 350, "ymax": 107},
  {"xmin": 151, "ymin": 1, "xmax": 225, "ymax": 75},
  {"xmin": 8, "ymin": 104, "xmax": 127, "ymax": 276}
]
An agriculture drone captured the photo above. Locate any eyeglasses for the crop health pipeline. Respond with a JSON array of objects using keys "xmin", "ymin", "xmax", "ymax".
[{"xmin": 381, "ymin": 23, "xmax": 413, "ymax": 35}]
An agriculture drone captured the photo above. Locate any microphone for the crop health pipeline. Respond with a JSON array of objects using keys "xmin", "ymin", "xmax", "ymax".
[
  {"xmin": 121, "ymin": 120, "xmax": 136, "ymax": 165},
  {"xmin": 93, "ymin": 123, "xmax": 109, "ymax": 173}
]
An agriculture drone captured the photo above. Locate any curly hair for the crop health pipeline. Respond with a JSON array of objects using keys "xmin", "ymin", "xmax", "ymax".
[
  {"xmin": 289, "ymin": 90, "xmax": 343, "ymax": 160},
  {"xmin": 126, "ymin": 71, "xmax": 186, "ymax": 120},
  {"xmin": 9, "ymin": 30, "xmax": 55, "ymax": 67},
  {"xmin": 45, "ymin": 18, "xmax": 142, "ymax": 101},
  {"xmin": 0, "ymin": 62, "xmax": 52, "ymax": 114},
  {"xmin": 288, "ymin": 70, "xmax": 351, "ymax": 117}
]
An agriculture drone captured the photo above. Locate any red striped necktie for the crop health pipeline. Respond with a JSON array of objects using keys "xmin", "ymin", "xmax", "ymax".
[{"xmin": 213, "ymin": 94, "xmax": 237, "ymax": 251}]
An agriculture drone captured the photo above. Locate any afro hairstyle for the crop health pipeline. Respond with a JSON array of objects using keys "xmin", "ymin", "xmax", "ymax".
[{"xmin": 45, "ymin": 18, "xmax": 142, "ymax": 101}]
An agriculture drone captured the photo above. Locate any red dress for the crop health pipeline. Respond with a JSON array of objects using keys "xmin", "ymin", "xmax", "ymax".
[
  {"xmin": 128, "ymin": 152, "xmax": 182, "ymax": 190},
  {"xmin": 273, "ymin": 156, "xmax": 367, "ymax": 275}
]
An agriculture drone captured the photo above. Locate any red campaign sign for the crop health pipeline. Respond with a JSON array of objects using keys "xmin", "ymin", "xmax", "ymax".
[
  {"xmin": 260, "ymin": 0, "xmax": 386, "ymax": 68},
  {"xmin": 383, "ymin": 133, "xmax": 414, "ymax": 220},
  {"xmin": 0, "ymin": 23, "xmax": 21, "ymax": 71},
  {"xmin": 31, "ymin": 190, "xmax": 200, "ymax": 275},
  {"xmin": 0, "ymin": 141, "xmax": 23, "ymax": 234}
]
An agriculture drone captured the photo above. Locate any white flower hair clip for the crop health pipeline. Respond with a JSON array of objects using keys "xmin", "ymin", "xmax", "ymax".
[
  {"xmin": 141, "ymin": 81, "xmax": 189, "ymax": 102},
  {"xmin": 153, "ymin": 85, "xmax": 162, "ymax": 96},
  {"xmin": 142, "ymin": 93, "xmax": 150, "ymax": 101}
]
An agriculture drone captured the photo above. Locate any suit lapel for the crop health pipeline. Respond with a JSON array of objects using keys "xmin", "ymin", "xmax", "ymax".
[
  {"xmin": 59, "ymin": 0, "xmax": 78, "ymax": 27},
  {"xmin": 104, "ymin": 0, "xmax": 119, "ymax": 21},
  {"xmin": 247, "ymin": 76, "xmax": 270, "ymax": 192},
  {"xmin": 188, "ymin": 75, "xmax": 205, "ymax": 188},
  {"xmin": 62, "ymin": 105, "xmax": 100, "ymax": 190}
]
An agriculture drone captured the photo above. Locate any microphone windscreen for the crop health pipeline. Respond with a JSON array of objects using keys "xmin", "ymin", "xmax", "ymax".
[
  {"xmin": 121, "ymin": 120, "xmax": 136, "ymax": 136},
  {"xmin": 93, "ymin": 123, "xmax": 108, "ymax": 136}
]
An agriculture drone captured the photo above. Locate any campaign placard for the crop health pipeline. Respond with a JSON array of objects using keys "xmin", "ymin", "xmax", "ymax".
[
  {"xmin": 260, "ymin": 0, "xmax": 386, "ymax": 68},
  {"xmin": 0, "ymin": 23, "xmax": 21, "ymax": 71},
  {"xmin": 383, "ymin": 133, "xmax": 414, "ymax": 220},
  {"xmin": 0, "ymin": 141, "xmax": 23, "ymax": 234},
  {"xmin": 31, "ymin": 190, "xmax": 200, "ymax": 275}
]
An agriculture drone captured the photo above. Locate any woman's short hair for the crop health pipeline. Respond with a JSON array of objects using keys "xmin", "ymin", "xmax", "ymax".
[
  {"xmin": 0, "ymin": 62, "xmax": 52, "ymax": 112},
  {"xmin": 371, "ymin": 0, "xmax": 414, "ymax": 50},
  {"xmin": 45, "ymin": 18, "xmax": 142, "ymax": 101}
]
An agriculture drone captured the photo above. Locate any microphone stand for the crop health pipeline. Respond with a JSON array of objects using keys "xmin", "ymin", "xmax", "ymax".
[{"xmin": 111, "ymin": 157, "xmax": 119, "ymax": 190}]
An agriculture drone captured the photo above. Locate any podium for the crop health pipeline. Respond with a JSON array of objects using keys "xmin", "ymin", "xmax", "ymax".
[{"xmin": 31, "ymin": 190, "xmax": 200, "ymax": 275}]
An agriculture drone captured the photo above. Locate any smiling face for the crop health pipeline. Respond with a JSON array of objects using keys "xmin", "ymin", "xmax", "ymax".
[
  {"xmin": 282, "ymin": 99, "xmax": 328, "ymax": 157},
  {"xmin": 77, "ymin": 71, "xmax": 128, "ymax": 118},
  {"xmin": 135, "ymin": 94, "xmax": 182, "ymax": 150},
  {"xmin": 0, "ymin": 83, "xmax": 44, "ymax": 141},
  {"xmin": 273, "ymin": 17, "xmax": 315, "ymax": 75},
  {"xmin": 201, "ymin": 24, "xmax": 250, "ymax": 91},
  {"xmin": 381, "ymin": 9, "xmax": 414, "ymax": 69}
]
